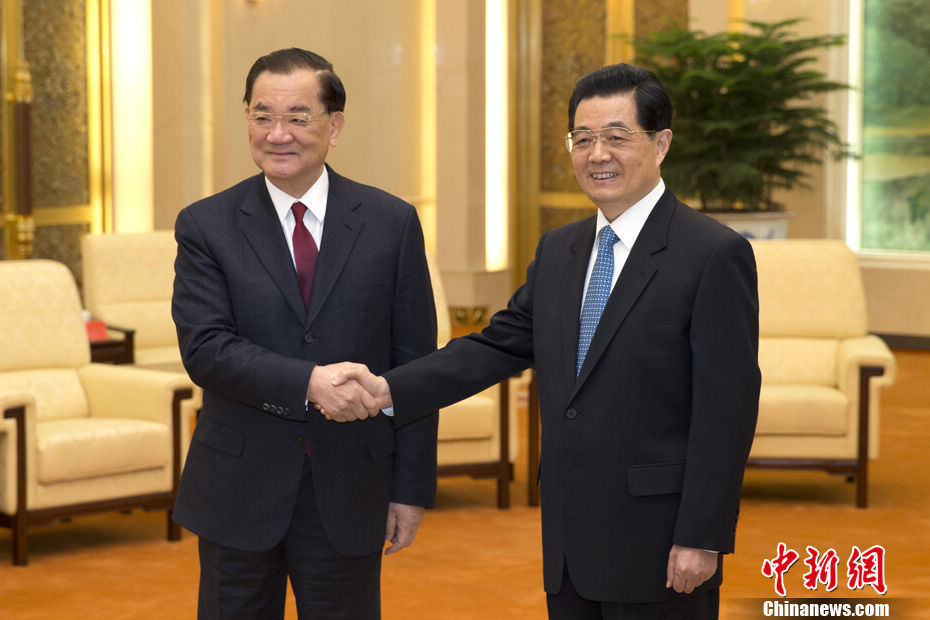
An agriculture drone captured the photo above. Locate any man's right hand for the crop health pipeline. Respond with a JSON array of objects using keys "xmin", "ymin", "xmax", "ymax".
[
  {"xmin": 326, "ymin": 363, "xmax": 393, "ymax": 422},
  {"xmin": 307, "ymin": 362, "xmax": 382, "ymax": 421}
]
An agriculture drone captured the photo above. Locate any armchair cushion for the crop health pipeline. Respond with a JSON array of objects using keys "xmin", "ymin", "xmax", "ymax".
[
  {"xmin": 437, "ymin": 389, "xmax": 498, "ymax": 441},
  {"xmin": 755, "ymin": 385, "xmax": 847, "ymax": 436},
  {"xmin": 37, "ymin": 418, "xmax": 169, "ymax": 484},
  {"xmin": 759, "ymin": 338, "xmax": 838, "ymax": 386}
]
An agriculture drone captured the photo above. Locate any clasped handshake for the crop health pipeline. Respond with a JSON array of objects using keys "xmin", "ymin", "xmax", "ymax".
[{"xmin": 306, "ymin": 362, "xmax": 393, "ymax": 422}]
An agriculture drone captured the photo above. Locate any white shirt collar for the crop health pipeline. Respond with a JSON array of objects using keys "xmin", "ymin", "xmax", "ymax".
[
  {"xmin": 264, "ymin": 167, "xmax": 329, "ymax": 225},
  {"xmin": 597, "ymin": 178, "xmax": 665, "ymax": 248}
]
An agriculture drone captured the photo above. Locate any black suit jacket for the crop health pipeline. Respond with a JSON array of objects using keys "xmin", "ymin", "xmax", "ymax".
[
  {"xmin": 171, "ymin": 167, "xmax": 438, "ymax": 557},
  {"xmin": 384, "ymin": 189, "xmax": 760, "ymax": 602}
]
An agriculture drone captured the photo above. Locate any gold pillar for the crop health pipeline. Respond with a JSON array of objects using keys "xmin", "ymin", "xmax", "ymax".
[
  {"xmin": 2, "ymin": 0, "xmax": 111, "ymax": 278},
  {"xmin": 2, "ymin": 0, "xmax": 36, "ymax": 259},
  {"xmin": 514, "ymin": 0, "xmax": 689, "ymax": 280},
  {"xmin": 7, "ymin": 60, "xmax": 35, "ymax": 257}
]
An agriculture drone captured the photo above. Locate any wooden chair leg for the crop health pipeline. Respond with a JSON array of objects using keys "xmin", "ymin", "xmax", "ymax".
[
  {"xmin": 167, "ymin": 512, "xmax": 181, "ymax": 541},
  {"xmin": 527, "ymin": 371, "xmax": 540, "ymax": 507},
  {"xmin": 495, "ymin": 378, "xmax": 511, "ymax": 510},
  {"xmin": 12, "ymin": 511, "xmax": 28, "ymax": 566},
  {"xmin": 496, "ymin": 477, "xmax": 510, "ymax": 509},
  {"xmin": 856, "ymin": 366, "xmax": 884, "ymax": 509},
  {"xmin": 5, "ymin": 405, "xmax": 29, "ymax": 565}
]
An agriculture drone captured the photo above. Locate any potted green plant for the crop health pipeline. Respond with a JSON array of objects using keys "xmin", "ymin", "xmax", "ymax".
[{"xmin": 632, "ymin": 19, "xmax": 854, "ymax": 236}]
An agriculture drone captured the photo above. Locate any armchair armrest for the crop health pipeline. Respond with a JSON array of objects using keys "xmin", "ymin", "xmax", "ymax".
[
  {"xmin": 1, "ymin": 393, "xmax": 38, "ymax": 516},
  {"xmin": 104, "ymin": 323, "xmax": 136, "ymax": 339},
  {"xmin": 836, "ymin": 335, "xmax": 896, "ymax": 394},
  {"xmin": 77, "ymin": 364, "xmax": 195, "ymax": 425},
  {"xmin": 836, "ymin": 335, "xmax": 896, "ymax": 468}
]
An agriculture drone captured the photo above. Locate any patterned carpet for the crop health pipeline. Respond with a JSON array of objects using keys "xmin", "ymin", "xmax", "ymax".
[{"xmin": 2, "ymin": 350, "xmax": 928, "ymax": 619}]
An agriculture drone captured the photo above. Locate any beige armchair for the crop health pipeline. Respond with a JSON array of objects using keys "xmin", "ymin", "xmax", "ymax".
[
  {"xmin": 81, "ymin": 231, "xmax": 181, "ymax": 368},
  {"xmin": 748, "ymin": 239, "xmax": 896, "ymax": 507},
  {"xmin": 427, "ymin": 255, "xmax": 522, "ymax": 508},
  {"xmin": 0, "ymin": 260, "xmax": 195, "ymax": 565}
]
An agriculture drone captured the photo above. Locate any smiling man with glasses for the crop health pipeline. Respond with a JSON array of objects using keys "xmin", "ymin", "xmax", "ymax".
[
  {"xmin": 327, "ymin": 62, "xmax": 761, "ymax": 620},
  {"xmin": 171, "ymin": 47, "xmax": 439, "ymax": 620}
]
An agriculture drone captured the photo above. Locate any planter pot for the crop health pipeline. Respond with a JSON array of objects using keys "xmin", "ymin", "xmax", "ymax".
[{"xmin": 704, "ymin": 211, "xmax": 791, "ymax": 239}]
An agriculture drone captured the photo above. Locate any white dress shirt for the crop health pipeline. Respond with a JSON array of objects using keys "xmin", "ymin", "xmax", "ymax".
[
  {"xmin": 265, "ymin": 168, "xmax": 329, "ymax": 266},
  {"xmin": 580, "ymin": 178, "xmax": 665, "ymax": 313}
]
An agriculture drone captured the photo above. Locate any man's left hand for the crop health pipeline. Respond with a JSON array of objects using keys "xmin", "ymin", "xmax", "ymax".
[
  {"xmin": 665, "ymin": 544, "xmax": 718, "ymax": 594},
  {"xmin": 384, "ymin": 502, "xmax": 425, "ymax": 555}
]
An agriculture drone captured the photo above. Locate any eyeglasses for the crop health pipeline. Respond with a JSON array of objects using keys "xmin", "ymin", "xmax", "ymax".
[
  {"xmin": 565, "ymin": 126, "xmax": 655, "ymax": 153},
  {"xmin": 246, "ymin": 111, "xmax": 325, "ymax": 132}
]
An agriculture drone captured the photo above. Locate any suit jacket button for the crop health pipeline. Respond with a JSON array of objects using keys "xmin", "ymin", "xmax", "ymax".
[
  {"xmin": 262, "ymin": 403, "xmax": 271, "ymax": 412},
  {"xmin": 304, "ymin": 333, "xmax": 315, "ymax": 344},
  {"xmin": 565, "ymin": 408, "xmax": 578, "ymax": 420},
  {"xmin": 277, "ymin": 406, "xmax": 286, "ymax": 416}
]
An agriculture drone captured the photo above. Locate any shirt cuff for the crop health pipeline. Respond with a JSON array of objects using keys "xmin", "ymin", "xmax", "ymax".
[{"xmin": 382, "ymin": 407, "xmax": 394, "ymax": 417}]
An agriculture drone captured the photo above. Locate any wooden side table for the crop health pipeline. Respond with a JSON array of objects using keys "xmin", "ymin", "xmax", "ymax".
[{"xmin": 89, "ymin": 325, "xmax": 135, "ymax": 364}]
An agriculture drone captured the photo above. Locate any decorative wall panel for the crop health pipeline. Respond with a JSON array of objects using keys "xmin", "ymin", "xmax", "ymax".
[
  {"xmin": 32, "ymin": 223, "xmax": 89, "ymax": 291},
  {"xmin": 540, "ymin": 0, "xmax": 605, "ymax": 193},
  {"xmin": 23, "ymin": 0, "xmax": 90, "ymax": 208},
  {"xmin": 635, "ymin": 0, "xmax": 687, "ymax": 36},
  {"xmin": 541, "ymin": 206, "xmax": 597, "ymax": 233}
]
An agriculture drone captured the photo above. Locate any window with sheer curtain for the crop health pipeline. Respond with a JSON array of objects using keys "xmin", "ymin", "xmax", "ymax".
[{"xmin": 861, "ymin": 0, "xmax": 930, "ymax": 251}]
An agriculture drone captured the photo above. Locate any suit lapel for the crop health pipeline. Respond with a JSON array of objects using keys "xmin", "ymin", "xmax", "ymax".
[
  {"xmin": 237, "ymin": 176, "xmax": 307, "ymax": 323},
  {"xmin": 570, "ymin": 191, "xmax": 677, "ymax": 398},
  {"xmin": 305, "ymin": 169, "xmax": 363, "ymax": 326},
  {"xmin": 560, "ymin": 221, "xmax": 596, "ymax": 388}
]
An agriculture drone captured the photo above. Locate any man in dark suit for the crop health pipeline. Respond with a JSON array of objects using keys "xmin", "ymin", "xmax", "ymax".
[
  {"xmin": 171, "ymin": 48, "xmax": 438, "ymax": 620},
  {"xmin": 328, "ymin": 63, "xmax": 760, "ymax": 619}
]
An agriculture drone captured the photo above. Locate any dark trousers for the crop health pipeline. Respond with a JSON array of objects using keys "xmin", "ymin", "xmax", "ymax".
[
  {"xmin": 547, "ymin": 561, "xmax": 719, "ymax": 620},
  {"xmin": 197, "ymin": 457, "xmax": 382, "ymax": 620}
]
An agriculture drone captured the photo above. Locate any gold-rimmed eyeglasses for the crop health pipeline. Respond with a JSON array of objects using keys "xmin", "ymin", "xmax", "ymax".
[
  {"xmin": 565, "ymin": 126, "xmax": 655, "ymax": 153},
  {"xmin": 246, "ymin": 111, "xmax": 326, "ymax": 132}
]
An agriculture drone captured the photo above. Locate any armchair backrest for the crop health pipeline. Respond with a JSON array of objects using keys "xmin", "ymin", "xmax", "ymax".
[
  {"xmin": 750, "ymin": 239, "xmax": 867, "ymax": 339},
  {"xmin": 0, "ymin": 260, "xmax": 90, "ymax": 372},
  {"xmin": 750, "ymin": 239, "xmax": 868, "ymax": 387},
  {"xmin": 425, "ymin": 253, "xmax": 452, "ymax": 345},
  {"xmin": 81, "ymin": 231, "xmax": 178, "ymax": 351},
  {"xmin": 0, "ymin": 260, "xmax": 91, "ymax": 421}
]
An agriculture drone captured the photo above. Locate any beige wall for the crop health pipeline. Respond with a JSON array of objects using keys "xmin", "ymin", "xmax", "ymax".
[
  {"xmin": 151, "ymin": 0, "xmax": 210, "ymax": 231},
  {"xmin": 150, "ymin": 0, "xmax": 512, "ymax": 314},
  {"xmin": 152, "ymin": 0, "xmax": 430, "ymax": 230},
  {"xmin": 216, "ymin": 0, "xmax": 427, "ymax": 204},
  {"xmin": 145, "ymin": 0, "xmax": 930, "ymax": 337}
]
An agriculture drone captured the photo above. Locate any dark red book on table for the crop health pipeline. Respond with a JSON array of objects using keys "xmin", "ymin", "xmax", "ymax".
[{"xmin": 85, "ymin": 320, "xmax": 108, "ymax": 342}]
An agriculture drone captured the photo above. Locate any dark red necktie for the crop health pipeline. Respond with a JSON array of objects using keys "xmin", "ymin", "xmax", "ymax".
[{"xmin": 291, "ymin": 201, "xmax": 319, "ymax": 310}]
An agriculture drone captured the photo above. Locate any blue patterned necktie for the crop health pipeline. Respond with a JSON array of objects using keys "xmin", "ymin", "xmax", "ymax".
[{"xmin": 577, "ymin": 225, "xmax": 618, "ymax": 376}]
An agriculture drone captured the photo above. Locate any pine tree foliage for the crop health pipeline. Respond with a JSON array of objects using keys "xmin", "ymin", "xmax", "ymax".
[{"xmin": 635, "ymin": 19, "xmax": 854, "ymax": 211}]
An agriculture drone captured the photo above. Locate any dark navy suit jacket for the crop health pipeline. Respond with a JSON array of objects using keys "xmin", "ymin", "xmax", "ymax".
[
  {"xmin": 384, "ymin": 189, "xmax": 760, "ymax": 602},
  {"xmin": 172, "ymin": 166, "xmax": 438, "ymax": 557}
]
